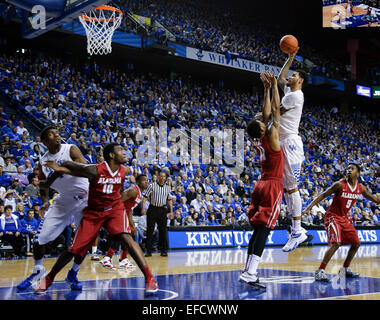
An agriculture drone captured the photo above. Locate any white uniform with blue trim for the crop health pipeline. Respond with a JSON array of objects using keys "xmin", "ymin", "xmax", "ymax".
[
  {"xmin": 280, "ymin": 86, "xmax": 305, "ymax": 190},
  {"xmin": 35, "ymin": 144, "xmax": 89, "ymax": 245}
]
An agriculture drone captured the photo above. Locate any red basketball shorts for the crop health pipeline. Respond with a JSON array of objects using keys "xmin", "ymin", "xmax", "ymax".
[
  {"xmin": 247, "ymin": 179, "xmax": 283, "ymax": 230},
  {"xmin": 324, "ymin": 212, "xmax": 360, "ymax": 246},
  {"xmin": 70, "ymin": 206, "xmax": 131, "ymax": 257}
]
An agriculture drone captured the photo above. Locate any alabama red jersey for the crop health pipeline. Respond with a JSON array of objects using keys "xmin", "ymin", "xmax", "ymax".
[
  {"xmin": 328, "ymin": 178, "xmax": 362, "ymax": 219},
  {"xmin": 254, "ymin": 131, "xmax": 284, "ymax": 180},
  {"xmin": 124, "ymin": 184, "xmax": 142, "ymax": 213},
  {"xmin": 87, "ymin": 161, "xmax": 126, "ymax": 211}
]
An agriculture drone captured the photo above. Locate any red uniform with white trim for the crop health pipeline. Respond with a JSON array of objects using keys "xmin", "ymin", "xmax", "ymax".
[
  {"xmin": 122, "ymin": 184, "xmax": 143, "ymax": 234},
  {"xmin": 248, "ymin": 130, "xmax": 284, "ymax": 229},
  {"xmin": 324, "ymin": 178, "xmax": 362, "ymax": 246},
  {"xmin": 70, "ymin": 162, "xmax": 127, "ymax": 257}
]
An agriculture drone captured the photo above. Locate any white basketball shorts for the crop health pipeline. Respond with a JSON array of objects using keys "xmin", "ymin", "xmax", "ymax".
[
  {"xmin": 280, "ymin": 135, "xmax": 305, "ymax": 191},
  {"xmin": 34, "ymin": 193, "xmax": 88, "ymax": 246}
]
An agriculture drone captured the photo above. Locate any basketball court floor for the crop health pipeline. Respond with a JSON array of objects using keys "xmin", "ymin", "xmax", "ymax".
[
  {"xmin": 0, "ymin": 244, "xmax": 379, "ymax": 300},
  {"xmin": 323, "ymin": 4, "xmax": 380, "ymax": 28}
]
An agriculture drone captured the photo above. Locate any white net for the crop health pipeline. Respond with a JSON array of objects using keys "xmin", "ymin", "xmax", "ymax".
[{"xmin": 79, "ymin": 5, "xmax": 123, "ymax": 55}]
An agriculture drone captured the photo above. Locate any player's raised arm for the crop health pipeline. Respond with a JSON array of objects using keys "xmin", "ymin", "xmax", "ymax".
[
  {"xmin": 260, "ymin": 72, "xmax": 272, "ymax": 124},
  {"xmin": 70, "ymin": 145, "xmax": 89, "ymax": 164},
  {"xmin": 303, "ymin": 181, "xmax": 342, "ymax": 214},
  {"xmin": 361, "ymin": 185, "xmax": 380, "ymax": 204},
  {"xmin": 44, "ymin": 160, "xmax": 98, "ymax": 180},
  {"xmin": 267, "ymin": 72, "xmax": 281, "ymax": 129},
  {"xmin": 277, "ymin": 48, "xmax": 299, "ymax": 92}
]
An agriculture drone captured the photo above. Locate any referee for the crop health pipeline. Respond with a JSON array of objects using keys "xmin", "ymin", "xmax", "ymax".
[{"xmin": 141, "ymin": 170, "xmax": 173, "ymax": 257}]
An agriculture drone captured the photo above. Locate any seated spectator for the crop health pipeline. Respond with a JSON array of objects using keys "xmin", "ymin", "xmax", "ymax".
[
  {"xmin": 170, "ymin": 209, "xmax": 183, "ymax": 226},
  {"xmin": 6, "ymin": 177, "xmax": 24, "ymax": 194},
  {"xmin": 301, "ymin": 211, "xmax": 314, "ymax": 227},
  {"xmin": 352, "ymin": 212, "xmax": 361, "ymax": 226},
  {"xmin": 206, "ymin": 212, "xmax": 219, "ymax": 226},
  {"xmin": 184, "ymin": 215, "xmax": 196, "ymax": 226},
  {"xmin": 190, "ymin": 193, "xmax": 205, "ymax": 213},
  {"xmin": 12, "ymin": 166, "xmax": 29, "ymax": 188},
  {"xmin": 237, "ymin": 211, "xmax": 250, "ymax": 227},
  {"xmin": 84, "ymin": 148, "xmax": 96, "ymax": 164},
  {"xmin": 199, "ymin": 206, "xmax": 207, "ymax": 222},
  {"xmin": 313, "ymin": 210, "xmax": 325, "ymax": 226},
  {"xmin": 1, "ymin": 189, "xmax": 22, "ymax": 211},
  {"xmin": 22, "ymin": 160, "xmax": 34, "ymax": 177},
  {"xmin": 277, "ymin": 209, "xmax": 291, "ymax": 227},
  {"xmin": 0, "ymin": 205, "xmax": 25, "ymax": 256},
  {"xmin": 191, "ymin": 211, "xmax": 203, "ymax": 226},
  {"xmin": 13, "ymin": 202, "xmax": 26, "ymax": 220},
  {"xmin": 24, "ymin": 177, "xmax": 40, "ymax": 200},
  {"xmin": 3, "ymin": 157, "xmax": 17, "ymax": 175},
  {"xmin": 221, "ymin": 210, "xmax": 236, "ymax": 226},
  {"xmin": 360, "ymin": 211, "xmax": 372, "ymax": 226},
  {"xmin": 29, "ymin": 144, "xmax": 42, "ymax": 163},
  {"xmin": 20, "ymin": 208, "xmax": 40, "ymax": 256}
]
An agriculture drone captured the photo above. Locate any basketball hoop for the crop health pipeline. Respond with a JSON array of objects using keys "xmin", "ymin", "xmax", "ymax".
[{"xmin": 79, "ymin": 5, "xmax": 123, "ymax": 55}]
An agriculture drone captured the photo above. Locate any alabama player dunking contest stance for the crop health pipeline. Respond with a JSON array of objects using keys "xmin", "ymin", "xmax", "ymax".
[
  {"xmin": 239, "ymin": 71, "xmax": 283, "ymax": 289},
  {"xmin": 303, "ymin": 163, "xmax": 380, "ymax": 282},
  {"xmin": 35, "ymin": 143, "xmax": 158, "ymax": 294}
]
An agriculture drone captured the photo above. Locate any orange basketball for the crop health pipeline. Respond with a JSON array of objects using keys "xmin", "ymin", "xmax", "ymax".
[{"xmin": 280, "ymin": 35, "xmax": 298, "ymax": 54}]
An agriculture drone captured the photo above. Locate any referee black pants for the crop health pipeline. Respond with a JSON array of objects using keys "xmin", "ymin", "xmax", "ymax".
[{"xmin": 146, "ymin": 205, "xmax": 168, "ymax": 253}]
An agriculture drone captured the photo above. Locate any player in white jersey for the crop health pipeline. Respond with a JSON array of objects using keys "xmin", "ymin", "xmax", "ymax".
[
  {"xmin": 17, "ymin": 126, "xmax": 89, "ymax": 291},
  {"xmin": 277, "ymin": 48, "xmax": 310, "ymax": 252}
]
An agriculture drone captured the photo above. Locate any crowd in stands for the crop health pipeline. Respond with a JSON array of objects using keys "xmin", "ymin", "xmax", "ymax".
[
  {"xmin": 0, "ymin": 48, "xmax": 379, "ymax": 257},
  {"xmin": 0, "ymin": 0, "xmax": 356, "ymax": 82}
]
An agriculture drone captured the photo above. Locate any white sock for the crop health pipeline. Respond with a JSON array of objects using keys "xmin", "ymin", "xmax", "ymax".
[
  {"xmin": 92, "ymin": 246, "xmax": 97, "ymax": 254},
  {"xmin": 288, "ymin": 191, "xmax": 302, "ymax": 231},
  {"xmin": 71, "ymin": 262, "xmax": 81, "ymax": 273},
  {"xmin": 246, "ymin": 254, "xmax": 261, "ymax": 276}
]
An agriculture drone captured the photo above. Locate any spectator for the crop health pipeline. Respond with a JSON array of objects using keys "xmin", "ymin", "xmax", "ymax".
[
  {"xmin": 221, "ymin": 210, "xmax": 236, "ymax": 226},
  {"xmin": 3, "ymin": 157, "xmax": 17, "ymax": 175},
  {"xmin": 184, "ymin": 215, "xmax": 196, "ymax": 226},
  {"xmin": 6, "ymin": 177, "xmax": 24, "ymax": 194},
  {"xmin": 277, "ymin": 209, "xmax": 291, "ymax": 227},
  {"xmin": 206, "ymin": 212, "xmax": 219, "ymax": 226},
  {"xmin": 1, "ymin": 189, "xmax": 22, "ymax": 211},
  {"xmin": 20, "ymin": 208, "xmax": 40, "ymax": 256},
  {"xmin": 313, "ymin": 210, "xmax": 325, "ymax": 226},
  {"xmin": 13, "ymin": 202, "xmax": 26, "ymax": 220},
  {"xmin": 169, "ymin": 209, "xmax": 183, "ymax": 226},
  {"xmin": 24, "ymin": 177, "xmax": 40, "ymax": 200},
  {"xmin": 0, "ymin": 205, "xmax": 25, "ymax": 256}
]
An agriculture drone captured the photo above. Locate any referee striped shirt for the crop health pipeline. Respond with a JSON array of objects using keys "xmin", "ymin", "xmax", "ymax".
[{"xmin": 144, "ymin": 182, "xmax": 172, "ymax": 207}]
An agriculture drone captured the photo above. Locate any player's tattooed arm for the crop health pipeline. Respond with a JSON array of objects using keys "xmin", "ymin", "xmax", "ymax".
[
  {"xmin": 277, "ymin": 48, "xmax": 299, "ymax": 92},
  {"xmin": 303, "ymin": 181, "xmax": 341, "ymax": 214},
  {"xmin": 362, "ymin": 185, "xmax": 380, "ymax": 204},
  {"xmin": 70, "ymin": 145, "xmax": 89, "ymax": 164}
]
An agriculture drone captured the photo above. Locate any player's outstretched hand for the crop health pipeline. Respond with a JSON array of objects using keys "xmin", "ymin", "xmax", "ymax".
[
  {"xmin": 260, "ymin": 72, "xmax": 271, "ymax": 89},
  {"xmin": 289, "ymin": 47, "xmax": 299, "ymax": 60},
  {"xmin": 265, "ymin": 72, "xmax": 277, "ymax": 86}
]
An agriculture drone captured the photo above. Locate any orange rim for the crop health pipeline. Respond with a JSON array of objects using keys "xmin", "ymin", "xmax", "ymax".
[{"xmin": 80, "ymin": 5, "xmax": 123, "ymax": 22}]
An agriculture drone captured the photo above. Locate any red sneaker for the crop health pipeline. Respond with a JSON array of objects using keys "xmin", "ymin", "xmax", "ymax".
[
  {"xmin": 145, "ymin": 277, "xmax": 158, "ymax": 294},
  {"xmin": 35, "ymin": 274, "xmax": 54, "ymax": 294}
]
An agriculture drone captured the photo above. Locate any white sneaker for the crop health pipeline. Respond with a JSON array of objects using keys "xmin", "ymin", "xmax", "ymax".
[
  {"xmin": 99, "ymin": 256, "xmax": 116, "ymax": 270},
  {"xmin": 314, "ymin": 269, "xmax": 330, "ymax": 282},
  {"xmin": 282, "ymin": 227, "xmax": 308, "ymax": 252},
  {"xmin": 119, "ymin": 258, "xmax": 136, "ymax": 269},
  {"xmin": 91, "ymin": 253, "xmax": 100, "ymax": 261},
  {"xmin": 238, "ymin": 271, "xmax": 266, "ymax": 289}
]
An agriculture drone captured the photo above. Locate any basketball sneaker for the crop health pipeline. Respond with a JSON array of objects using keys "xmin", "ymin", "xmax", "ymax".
[
  {"xmin": 145, "ymin": 277, "xmax": 158, "ymax": 294},
  {"xmin": 34, "ymin": 274, "xmax": 54, "ymax": 294},
  {"xmin": 282, "ymin": 227, "xmax": 308, "ymax": 252},
  {"xmin": 338, "ymin": 267, "xmax": 360, "ymax": 278},
  {"xmin": 91, "ymin": 253, "xmax": 100, "ymax": 261},
  {"xmin": 99, "ymin": 256, "xmax": 116, "ymax": 270},
  {"xmin": 314, "ymin": 269, "xmax": 330, "ymax": 282},
  {"xmin": 119, "ymin": 258, "xmax": 136, "ymax": 269},
  {"xmin": 16, "ymin": 265, "xmax": 46, "ymax": 291},
  {"xmin": 238, "ymin": 271, "xmax": 266, "ymax": 289},
  {"xmin": 65, "ymin": 269, "xmax": 82, "ymax": 291}
]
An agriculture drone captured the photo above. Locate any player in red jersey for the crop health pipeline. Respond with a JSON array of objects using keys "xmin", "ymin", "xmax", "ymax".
[
  {"xmin": 303, "ymin": 163, "xmax": 380, "ymax": 282},
  {"xmin": 35, "ymin": 143, "xmax": 158, "ymax": 294},
  {"xmin": 99, "ymin": 174, "xmax": 148, "ymax": 270},
  {"xmin": 239, "ymin": 71, "xmax": 283, "ymax": 290}
]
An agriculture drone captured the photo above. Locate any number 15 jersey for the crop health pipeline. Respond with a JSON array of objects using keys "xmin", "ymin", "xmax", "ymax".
[{"xmin": 87, "ymin": 161, "xmax": 126, "ymax": 212}]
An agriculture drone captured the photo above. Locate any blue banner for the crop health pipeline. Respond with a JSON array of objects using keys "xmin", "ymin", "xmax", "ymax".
[{"xmin": 168, "ymin": 228, "xmax": 380, "ymax": 249}]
